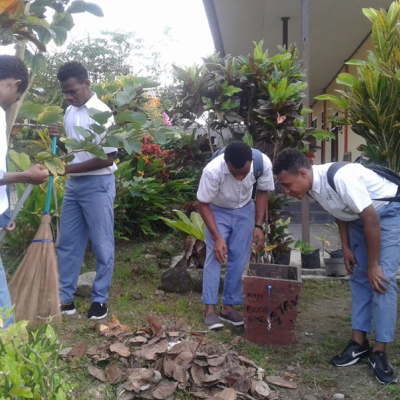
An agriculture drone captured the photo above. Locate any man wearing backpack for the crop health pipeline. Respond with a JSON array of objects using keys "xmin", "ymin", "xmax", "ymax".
[
  {"xmin": 197, "ymin": 142, "xmax": 274, "ymax": 330},
  {"xmin": 273, "ymin": 148, "xmax": 400, "ymax": 385}
]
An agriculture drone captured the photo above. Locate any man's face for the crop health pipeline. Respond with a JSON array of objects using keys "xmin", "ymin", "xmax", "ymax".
[
  {"xmin": 277, "ymin": 169, "xmax": 310, "ymax": 200},
  {"xmin": 227, "ymin": 161, "xmax": 252, "ymax": 181},
  {"xmin": 0, "ymin": 79, "xmax": 22, "ymax": 110},
  {"xmin": 60, "ymin": 77, "xmax": 92, "ymax": 107}
]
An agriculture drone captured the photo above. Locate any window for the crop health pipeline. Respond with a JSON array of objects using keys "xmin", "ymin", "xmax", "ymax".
[
  {"xmin": 312, "ymin": 117, "xmax": 317, "ymax": 129},
  {"xmin": 330, "ymin": 112, "xmax": 339, "ymax": 162},
  {"xmin": 321, "ymin": 111, "xmax": 325, "ymax": 130}
]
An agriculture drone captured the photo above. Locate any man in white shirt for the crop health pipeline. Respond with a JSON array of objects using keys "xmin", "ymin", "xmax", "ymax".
[
  {"xmin": 0, "ymin": 55, "xmax": 49, "ymax": 328},
  {"xmin": 49, "ymin": 61, "xmax": 117, "ymax": 320},
  {"xmin": 273, "ymin": 148, "xmax": 400, "ymax": 385},
  {"xmin": 197, "ymin": 142, "xmax": 274, "ymax": 330}
]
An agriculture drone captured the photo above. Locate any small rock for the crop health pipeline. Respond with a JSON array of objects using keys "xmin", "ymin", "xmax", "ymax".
[
  {"xmin": 287, "ymin": 365, "xmax": 295, "ymax": 372},
  {"xmin": 187, "ymin": 269, "xmax": 203, "ymax": 293},
  {"xmin": 76, "ymin": 271, "xmax": 96, "ymax": 297},
  {"xmin": 162, "ymin": 267, "xmax": 193, "ymax": 293},
  {"xmin": 333, "ymin": 395, "xmax": 345, "ymax": 400},
  {"xmin": 304, "ymin": 396, "xmax": 318, "ymax": 400},
  {"xmin": 145, "ymin": 254, "xmax": 157, "ymax": 260},
  {"xmin": 155, "ymin": 289, "xmax": 165, "ymax": 295},
  {"xmin": 169, "ymin": 253, "xmax": 187, "ymax": 269}
]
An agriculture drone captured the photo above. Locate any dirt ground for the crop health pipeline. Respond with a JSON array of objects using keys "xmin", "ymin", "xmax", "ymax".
[{"xmin": 12, "ymin": 239, "xmax": 400, "ymax": 400}]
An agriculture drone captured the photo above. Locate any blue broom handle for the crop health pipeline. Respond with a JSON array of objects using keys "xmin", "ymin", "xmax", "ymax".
[{"xmin": 44, "ymin": 136, "xmax": 57, "ymax": 213}]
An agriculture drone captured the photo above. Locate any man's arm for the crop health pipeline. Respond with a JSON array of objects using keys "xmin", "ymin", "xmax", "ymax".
[
  {"xmin": 197, "ymin": 201, "xmax": 227, "ymax": 265},
  {"xmin": 0, "ymin": 164, "xmax": 49, "ymax": 185},
  {"xmin": 64, "ymin": 152, "xmax": 116, "ymax": 175},
  {"xmin": 336, "ymin": 218, "xmax": 358, "ymax": 275},
  {"xmin": 358, "ymin": 205, "xmax": 388, "ymax": 294},
  {"xmin": 254, "ymin": 190, "xmax": 268, "ymax": 251}
]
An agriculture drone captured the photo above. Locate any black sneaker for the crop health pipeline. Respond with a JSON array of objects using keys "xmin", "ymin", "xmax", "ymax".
[
  {"xmin": 87, "ymin": 302, "xmax": 108, "ymax": 320},
  {"xmin": 60, "ymin": 302, "xmax": 76, "ymax": 315},
  {"xmin": 331, "ymin": 340, "xmax": 370, "ymax": 367},
  {"xmin": 369, "ymin": 351, "xmax": 397, "ymax": 384}
]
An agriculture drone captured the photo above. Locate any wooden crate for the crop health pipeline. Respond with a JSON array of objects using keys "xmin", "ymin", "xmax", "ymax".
[{"xmin": 242, "ymin": 263, "xmax": 302, "ymax": 348}]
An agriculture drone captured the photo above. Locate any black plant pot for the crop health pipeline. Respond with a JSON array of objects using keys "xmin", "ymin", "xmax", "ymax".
[
  {"xmin": 301, "ymin": 249, "xmax": 321, "ymax": 269},
  {"xmin": 273, "ymin": 249, "xmax": 291, "ymax": 265}
]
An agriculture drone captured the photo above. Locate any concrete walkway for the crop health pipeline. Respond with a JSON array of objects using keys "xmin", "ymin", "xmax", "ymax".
[{"xmin": 287, "ymin": 223, "xmax": 400, "ymax": 282}]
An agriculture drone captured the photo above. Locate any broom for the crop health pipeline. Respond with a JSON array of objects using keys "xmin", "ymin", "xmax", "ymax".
[{"xmin": 9, "ymin": 137, "xmax": 61, "ymax": 327}]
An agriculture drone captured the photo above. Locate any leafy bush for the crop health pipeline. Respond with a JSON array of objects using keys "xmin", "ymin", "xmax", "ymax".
[{"xmin": 0, "ymin": 309, "xmax": 73, "ymax": 399}]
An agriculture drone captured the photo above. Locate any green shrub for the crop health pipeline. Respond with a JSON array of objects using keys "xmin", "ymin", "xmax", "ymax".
[{"xmin": 0, "ymin": 309, "xmax": 73, "ymax": 399}]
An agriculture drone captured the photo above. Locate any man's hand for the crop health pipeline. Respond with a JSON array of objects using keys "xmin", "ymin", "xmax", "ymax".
[
  {"xmin": 253, "ymin": 228, "xmax": 264, "ymax": 252},
  {"xmin": 368, "ymin": 264, "xmax": 390, "ymax": 294},
  {"xmin": 343, "ymin": 247, "xmax": 357, "ymax": 274},
  {"xmin": 3, "ymin": 222, "xmax": 15, "ymax": 232},
  {"xmin": 25, "ymin": 164, "xmax": 49, "ymax": 184},
  {"xmin": 48, "ymin": 123, "xmax": 60, "ymax": 140},
  {"xmin": 214, "ymin": 236, "xmax": 227, "ymax": 265}
]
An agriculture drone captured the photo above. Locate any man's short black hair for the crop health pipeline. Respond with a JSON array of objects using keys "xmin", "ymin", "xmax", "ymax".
[
  {"xmin": 273, "ymin": 148, "xmax": 311, "ymax": 175},
  {"xmin": 0, "ymin": 55, "xmax": 29, "ymax": 93},
  {"xmin": 57, "ymin": 61, "xmax": 89, "ymax": 83},
  {"xmin": 224, "ymin": 142, "xmax": 252, "ymax": 168}
]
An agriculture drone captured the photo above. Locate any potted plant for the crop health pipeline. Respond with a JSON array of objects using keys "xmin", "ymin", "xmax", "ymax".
[
  {"xmin": 318, "ymin": 224, "xmax": 347, "ymax": 277},
  {"xmin": 294, "ymin": 240, "xmax": 320, "ymax": 269},
  {"xmin": 265, "ymin": 217, "xmax": 294, "ymax": 265}
]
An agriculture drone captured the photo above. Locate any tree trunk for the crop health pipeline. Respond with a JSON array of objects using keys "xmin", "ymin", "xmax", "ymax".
[{"xmin": 5, "ymin": 1, "xmax": 31, "ymax": 144}]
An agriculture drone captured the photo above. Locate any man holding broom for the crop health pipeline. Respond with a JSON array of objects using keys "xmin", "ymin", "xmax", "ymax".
[
  {"xmin": 49, "ymin": 61, "xmax": 116, "ymax": 320},
  {"xmin": 0, "ymin": 55, "xmax": 49, "ymax": 328}
]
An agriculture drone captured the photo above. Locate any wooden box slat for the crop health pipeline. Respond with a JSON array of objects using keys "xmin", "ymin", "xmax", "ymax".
[{"xmin": 242, "ymin": 263, "xmax": 302, "ymax": 348}]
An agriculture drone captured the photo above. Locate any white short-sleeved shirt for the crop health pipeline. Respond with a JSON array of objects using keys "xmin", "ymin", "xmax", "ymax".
[
  {"xmin": 310, "ymin": 163, "xmax": 398, "ymax": 221},
  {"xmin": 197, "ymin": 153, "xmax": 274, "ymax": 209},
  {"xmin": 64, "ymin": 93, "xmax": 117, "ymax": 176},
  {"xmin": 0, "ymin": 108, "xmax": 8, "ymax": 214}
]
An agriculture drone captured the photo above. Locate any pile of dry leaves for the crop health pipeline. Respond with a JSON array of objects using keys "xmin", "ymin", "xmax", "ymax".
[{"xmin": 64, "ymin": 316, "xmax": 297, "ymax": 400}]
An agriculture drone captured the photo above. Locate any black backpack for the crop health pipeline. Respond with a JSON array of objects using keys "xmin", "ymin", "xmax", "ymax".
[{"xmin": 327, "ymin": 162, "xmax": 400, "ymax": 202}]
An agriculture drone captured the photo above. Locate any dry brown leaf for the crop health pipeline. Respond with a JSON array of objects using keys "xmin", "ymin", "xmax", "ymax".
[
  {"xmin": 167, "ymin": 331, "xmax": 180, "ymax": 337},
  {"xmin": 250, "ymin": 380, "xmax": 270, "ymax": 399},
  {"xmin": 175, "ymin": 318, "xmax": 188, "ymax": 331},
  {"xmin": 67, "ymin": 340, "xmax": 88, "ymax": 362},
  {"xmin": 228, "ymin": 366, "xmax": 244, "ymax": 376},
  {"xmin": 173, "ymin": 364, "xmax": 188, "ymax": 385},
  {"xmin": 208, "ymin": 366, "xmax": 224, "ymax": 375},
  {"xmin": 169, "ymin": 340, "xmax": 197, "ymax": 355},
  {"xmin": 127, "ymin": 336, "xmax": 148, "ymax": 345},
  {"xmin": 232, "ymin": 336, "xmax": 241, "ymax": 345},
  {"xmin": 174, "ymin": 351, "xmax": 193, "ymax": 367},
  {"xmin": 265, "ymin": 376, "xmax": 297, "ymax": 389},
  {"xmin": 125, "ymin": 368, "xmax": 156, "ymax": 393},
  {"xmin": 193, "ymin": 358, "xmax": 208, "ymax": 367},
  {"xmin": 152, "ymin": 380, "xmax": 178, "ymax": 400},
  {"xmin": 87, "ymin": 343, "xmax": 109, "ymax": 356},
  {"xmin": 191, "ymin": 392, "xmax": 209, "ymax": 399},
  {"xmin": 184, "ymin": 235, "xmax": 196, "ymax": 259},
  {"xmin": 284, "ymin": 372, "xmax": 296, "ymax": 380},
  {"xmin": 110, "ymin": 342, "xmax": 131, "ymax": 358},
  {"xmin": 214, "ymin": 388, "xmax": 237, "ymax": 400},
  {"xmin": 106, "ymin": 363, "xmax": 123, "ymax": 385},
  {"xmin": 163, "ymin": 358, "xmax": 176, "ymax": 377},
  {"xmin": 141, "ymin": 339, "xmax": 169, "ymax": 361},
  {"xmin": 207, "ymin": 356, "xmax": 225, "ymax": 367},
  {"xmin": 232, "ymin": 378, "xmax": 252, "ymax": 393},
  {"xmin": 225, "ymin": 373, "xmax": 242, "ymax": 387},
  {"xmin": 87, "ymin": 365, "xmax": 107, "ymax": 382},
  {"xmin": 191, "ymin": 364, "xmax": 206, "ymax": 387},
  {"xmin": 148, "ymin": 315, "xmax": 163, "ymax": 336},
  {"xmin": 238, "ymin": 356, "xmax": 258, "ymax": 368},
  {"xmin": 203, "ymin": 371, "xmax": 224, "ymax": 384}
]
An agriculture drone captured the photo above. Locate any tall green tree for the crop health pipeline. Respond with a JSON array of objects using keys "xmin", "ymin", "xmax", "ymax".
[
  {"xmin": 316, "ymin": 1, "xmax": 400, "ymax": 172},
  {"xmin": 0, "ymin": 0, "xmax": 103, "ymax": 141}
]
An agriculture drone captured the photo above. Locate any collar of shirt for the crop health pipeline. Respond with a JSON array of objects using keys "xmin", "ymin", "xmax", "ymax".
[
  {"xmin": 311, "ymin": 166, "xmax": 322, "ymax": 193},
  {"xmin": 79, "ymin": 93, "xmax": 98, "ymax": 110}
]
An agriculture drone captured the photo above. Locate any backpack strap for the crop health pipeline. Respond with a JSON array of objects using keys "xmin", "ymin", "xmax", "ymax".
[
  {"xmin": 327, "ymin": 162, "xmax": 349, "ymax": 194},
  {"xmin": 251, "ymin": 149, "xmax": 264, "ymax": 180}
]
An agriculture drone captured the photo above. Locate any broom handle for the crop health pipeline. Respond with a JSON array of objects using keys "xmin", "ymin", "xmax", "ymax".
[
  {"xmin": 0, "ymin": 184, "xmax": 34, "ymax": 242},
  {"xmin": 44, "ymin": 137, "xmax": 58, "ymax": 213}
]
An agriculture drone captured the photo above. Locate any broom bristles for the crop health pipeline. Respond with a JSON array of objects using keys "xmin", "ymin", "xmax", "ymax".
[{"xmin": 9, "ymin": 214, "xmax": 61, "ymax": 327}]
